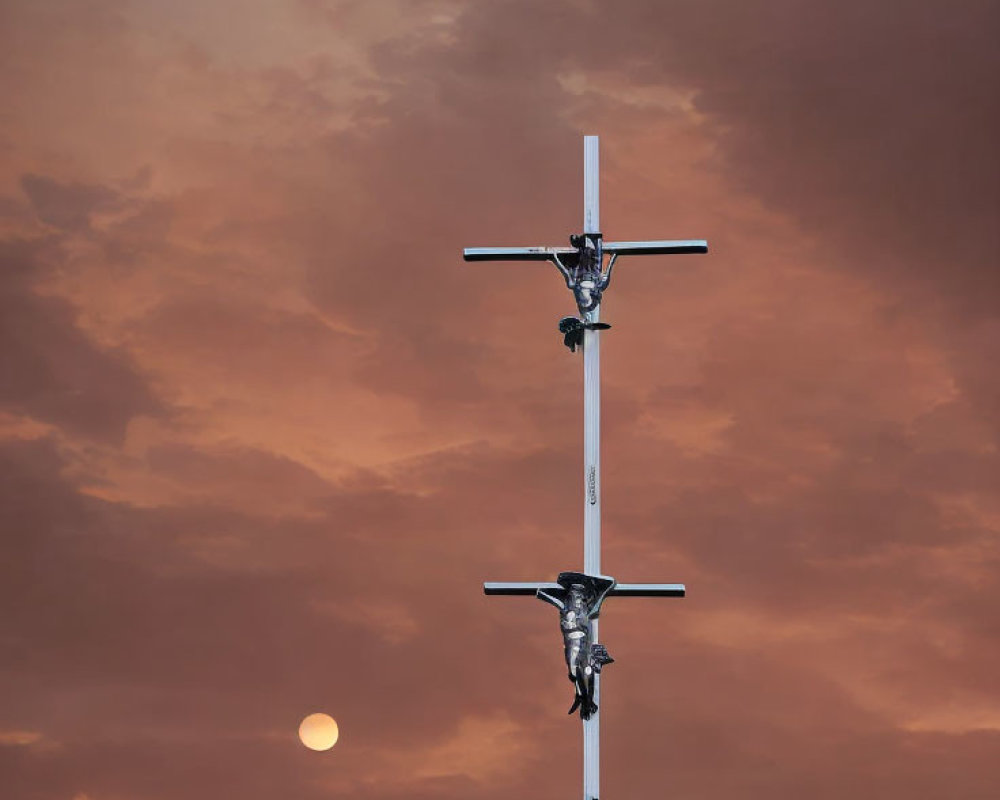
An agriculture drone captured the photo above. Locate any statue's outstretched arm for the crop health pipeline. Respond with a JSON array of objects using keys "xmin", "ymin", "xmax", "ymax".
[
  {"xmin": 551, "ymin": 254, "xmax": 574, "ymax": 289},
  {"xmin": 536, "ymin": 588, "xmax": 566, "ymax": 611},
  {"xmin": 588, "ymin": 577, "xmax": 617, "ymax": 619},
  {"xmin": 598, "ymin": 253, "xmax": 618, "ymax": 291}
]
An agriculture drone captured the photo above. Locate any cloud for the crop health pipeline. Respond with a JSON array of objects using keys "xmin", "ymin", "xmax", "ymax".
[
  {"xmin": 20, "ymin": 175, "xmax": 121, "ymax": 232},
  {"xmin": 0, "ymin": 236, "xmax": 161, "ymax": 441}
]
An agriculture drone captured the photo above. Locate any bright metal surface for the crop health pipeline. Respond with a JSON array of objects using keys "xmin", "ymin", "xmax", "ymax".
[
  {"xmin": 463, "ymin": 246, "xmax": 575, "ymax": 261},
  {"xmin": 584, "ymin": 135, "xmax": 600, "ymax": 234},
  {"xmin": 603, "ymin": 239, "xmax": 708, "ymax": 255},
  {"xmin": 609, "ymin": 583, "xmax": 687, "ymax": 597},
  {"xmin": 582, "ymin": 137, "xmax": 601, "ymax": 800},
  {"xmin": 463, "ymin": 240, "xmax": 707, "ymax": 262},
  {"xmin": 484, "ymin": 582, "xmax": 686, "ymax": 597}
]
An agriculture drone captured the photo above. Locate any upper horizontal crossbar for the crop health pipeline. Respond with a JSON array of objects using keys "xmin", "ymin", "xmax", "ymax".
[
  {"xmin": 484, "ymin": 582, "xmax": 685, "ymax": 597},
  {"xmin": 463, "ymin": 240, "xmax": 707, "ymax": 262},
  {"xmin": 464, "ymin": 246, "xmax": 574, "ymax": 262},
  {"xmin": 605, "ymin": 239, "xmax": 708, "ymax": 256}
]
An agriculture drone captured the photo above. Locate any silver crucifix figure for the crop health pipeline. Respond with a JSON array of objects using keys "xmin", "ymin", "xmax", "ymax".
[
  {"xmin": 465, "ymin": 136, "xmax": 707, "ymax": 800},
  {"xmin": 537, "ymin": 571, "xmax": 617, "ymax": 720}
]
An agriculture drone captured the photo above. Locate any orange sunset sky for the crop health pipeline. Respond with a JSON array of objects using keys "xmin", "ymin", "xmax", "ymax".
[{"xmin": 1, "ymin": 1, "xmax": 998, "ymax": 798}]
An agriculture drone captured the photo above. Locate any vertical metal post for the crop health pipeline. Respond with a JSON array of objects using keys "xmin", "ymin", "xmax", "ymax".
[
  {"xmin": 582, "ymin": 134, "xmax": 601, "ymax": 800},
  {"xmin": 584, "ymin": 135, "xmax": 600, "ymax": 236},
  {"xmin": 467, "ymin": 133, "xmax": 704, "ymax": 800}
]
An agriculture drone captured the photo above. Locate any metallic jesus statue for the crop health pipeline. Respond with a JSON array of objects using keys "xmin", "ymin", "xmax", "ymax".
[
  {"xmin": 551, "ymin": 233, "xmax": 619, "ymax": 315},
  {"xmin": 536, "ymin": 571, "xmax": 617, "ymax": 719}
]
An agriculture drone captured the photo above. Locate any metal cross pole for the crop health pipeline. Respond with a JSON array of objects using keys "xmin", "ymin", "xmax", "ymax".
[{"xmin": 464, "ymin": 136, "xmax": 707, "ymax": 800}]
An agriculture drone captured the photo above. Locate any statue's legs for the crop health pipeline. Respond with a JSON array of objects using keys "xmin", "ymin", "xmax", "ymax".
[
  {"xmin": 565, "ymin": 639, "xmax": 585, "ymax": 714},
  {"xmin": 579, "ymin": 663, "xmax": 597, "ymax": 719},
  {"xmin": 565, "ymin": 638, "xmax": 598, "ymax": 718}
]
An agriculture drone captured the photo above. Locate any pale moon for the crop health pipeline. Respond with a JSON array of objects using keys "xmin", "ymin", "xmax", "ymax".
[{"xmin": 298, "ymin": 713, "xmax": 339, "ymax": 751}]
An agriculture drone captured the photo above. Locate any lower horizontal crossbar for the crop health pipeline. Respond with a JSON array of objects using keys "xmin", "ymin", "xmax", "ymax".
[{"xmin": 484, "ymin": 582, "xmax": 685, "ymax": 597}]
